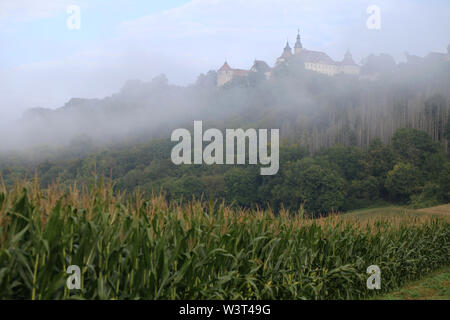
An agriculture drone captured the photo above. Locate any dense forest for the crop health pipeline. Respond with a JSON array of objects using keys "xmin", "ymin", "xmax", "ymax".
[
  {"xmin": 1, "ymin": 52, "xmax": 449, "ymax": 216},
  {"xmin": 1, "ymin": 126, "xmax": 449, "ymax": 216}
]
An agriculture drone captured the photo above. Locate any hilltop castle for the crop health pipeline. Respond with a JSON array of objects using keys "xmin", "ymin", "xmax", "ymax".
[{"xmin": 217, "ymin": 30, "xmax": 360, "ymax": 87}]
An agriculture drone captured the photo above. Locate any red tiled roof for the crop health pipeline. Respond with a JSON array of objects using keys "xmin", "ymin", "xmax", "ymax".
[
  {"xmin": 298, "ymin": 49, "xmax": 337, "ymax": 65},
  {"xmin": 251, "ymin": 60, "xmax": 270, "ymax": 72},
  {"xmin": 218, "ymin": 62, "xmax": 232, "ymax": 71},
  {"xmin": 233, "ymin": 69, "xmax": 249, "ymax": 76},
  {"xmin": 218, "ymin": 62, "xmax": 249, "ymax": 76}
]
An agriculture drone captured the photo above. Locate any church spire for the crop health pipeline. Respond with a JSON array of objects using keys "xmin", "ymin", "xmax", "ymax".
[
  {"xmin": 284, "ymin": 39, "xmax": 291, "ymax": 51},
  {"xmin": 283, "ymin": 39, "xmax": 292, "ymax": 56},
  {"xmin": 294, "ymin": 29, "xmax": 303, "ymax": 54},
  {"xmin": 276, "ymin": 38, "xmax": 293, "ymax": 65}
]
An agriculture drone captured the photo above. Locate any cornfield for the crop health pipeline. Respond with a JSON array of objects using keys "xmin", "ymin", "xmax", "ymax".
[{"xmin": 0, "ymin": 179, "xmax": 448, "ymax": 300}]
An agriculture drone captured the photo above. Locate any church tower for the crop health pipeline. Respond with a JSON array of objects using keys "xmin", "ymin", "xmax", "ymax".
[
  {"xmin": 342, "ymin": 50, "xmax": 357, "ymax": 65},
  {"xmin": 283, "ymin": 41, "xmax": 292, "ymax": 56},
  {"xmin": 276, "ymin": 40, "xmax": 293, "ymax": 65},
  {"xmin": 294, "ymin": 29, "xmax": 303, "ymax": 54}
]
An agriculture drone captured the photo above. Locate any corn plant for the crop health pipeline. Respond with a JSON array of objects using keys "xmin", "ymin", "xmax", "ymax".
[{"xmin": 0, "ymin": 179, "xmax": 448, "ymax": 299}]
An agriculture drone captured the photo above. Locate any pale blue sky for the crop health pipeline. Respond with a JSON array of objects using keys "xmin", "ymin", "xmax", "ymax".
[
  {"xmin": 1, "ymin": 0, "xmax": 449, "ymax": 122},
  {"xmin": 0, "ymin": 0, "xmax": 191, "ymax": 68}
]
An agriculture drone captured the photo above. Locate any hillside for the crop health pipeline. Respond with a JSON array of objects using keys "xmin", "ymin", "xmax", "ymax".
[
  {"xmin": 1, "ymin": 125, "xmax": 449, "ymax": 216},
  {"xmin": 343, "ymin": 204, "xmax": 450, "ymax": 220},
  {"xmin": 376, "ymin": 267, "xmax": 450, "ymax": 300},
  {"xmin": 417, "ymin": 204, "xmax": 450, "ymax": 216},
  {"xmin": 4, "ymin": 54, "xmax": 450, "ymax": 155}
]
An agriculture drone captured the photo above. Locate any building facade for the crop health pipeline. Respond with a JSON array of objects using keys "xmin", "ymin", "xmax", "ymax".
[
  {"xmin": 217, "ymin": 62, "xmax": 249, "ymax": 87},
  {"xmin": 276, "ymin": 30, "xmax": 360, "ymax": 76},
  {"xmin": 217, "ymin": 30, "xmax": 361, "ymax": 87}
]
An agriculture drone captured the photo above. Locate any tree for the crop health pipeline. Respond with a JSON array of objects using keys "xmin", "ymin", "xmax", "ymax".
[
  {"xmin": 367, "ymin": 138, "xmax": 395, "ymax": 178},
  {"xmin": 201, "ymin": 175, "xmax": 225, "ymax": 200},
  {"xmin": 446, "ymin": 115, "xmax": 450, "ymax": 139},
  {"xmin": 196, "ymin": 71, "xmax": 217, "ymax": 88},
  {"xmin": 224, "ymin": 168, "xmax": 258, "ymax": 207},
  {"xmin": 385, "ymin": 163, "xmax": 420, "ymax": 202},
  {"xmin": 360, "ymin": 53, "xmax": 397, "ymax": 75},
  {"xmin": 272, "ymin": 158, "xmax": 346, "ymax": 215},
  {"xmin": 321, "ymin": 145, "xmax": 366, "ymax": 181},
  {"xmin": 438, "ymin": 162, "xmax": 450, "ymax": 202},
  {"xmin": 424, "ymin": 94, "xmax": 447, "ymax": 142},
  {"xmin": 421, "ymin": 152, "xmax": 446, "ymax": 181},
  {"xmin": 391, "ymin": 128, "xmax": 438, "ymax": 168},
  {"xmin": 164, "ymin": 175, "xmax": 206, "ymax": 202}
]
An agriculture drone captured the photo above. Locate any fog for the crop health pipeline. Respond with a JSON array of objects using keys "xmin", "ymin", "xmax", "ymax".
[{"xmin": 0, "ymin": 0, "xmax": 449, "ymax": 153}]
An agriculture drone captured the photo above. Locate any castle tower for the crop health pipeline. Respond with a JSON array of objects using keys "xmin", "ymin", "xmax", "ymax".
[
  {"xmin": 276, "ymin": 41, "xmax": 292, "ymax": 65},
  {"xmin": 340, "ymin": 50, "xmax": 360, "ymax": 75},
  {"xmin": 294, "ymin": 29, "xmax": 303, "ymax": 54},
  {"xmin": 342, "ymin": 50, "xmax": 357, "ymax": 65},
  {"xmin": 217, "ymin": 61, "xmax": 234, "ymax": 87},
  {"xmin": 283, "ymin": 41, "xmax": 292, "ymax": 56}
]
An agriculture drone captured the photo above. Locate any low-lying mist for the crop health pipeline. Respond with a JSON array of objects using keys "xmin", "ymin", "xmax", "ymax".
[{"xmin": 1, "ymin": 52, "xmax": 449, "ymax": 161}]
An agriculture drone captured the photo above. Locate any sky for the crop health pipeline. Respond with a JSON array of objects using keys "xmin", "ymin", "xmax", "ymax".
[{"xmin": 1, "ymin": 0, "xmax": 449, "ymax": 123}]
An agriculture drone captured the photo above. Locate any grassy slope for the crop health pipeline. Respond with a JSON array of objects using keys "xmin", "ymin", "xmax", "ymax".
[
  {"xmin": 344, "ymin": 204, "xmax": 450, "ymax": 300},
  {"xmin": 342, "ymin": 204, "xmax": 450, "ymax": 220},
  {"xmin": 375, "ymin": 267, "xmax": 450, "ymax": 300}
]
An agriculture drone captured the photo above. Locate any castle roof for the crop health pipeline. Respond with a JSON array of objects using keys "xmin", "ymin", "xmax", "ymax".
[
  {"xmin": 284, "ymin": 41, "xmax": 292, "ymax": 50},
  {"xmin": 341, "ymin": 51, "xmax": 358, "ymax": 66},
  {"xmin": 251, "ymin": 60, "xmax": 270, "ymax": 72},
  {"xmin": 279, "ymin": 41, "xmax": 293, "ymax": 58},
  {"xmin": 218, "ymin": 61, "xmax": 232, "ymax": 72},
  {"xmin": 296, "ymin": 49, "xmax": 337, "ymax": 65},
  {"xmin": 217, "ymin": 61, "xmax": 249, "ymax": 76}
]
